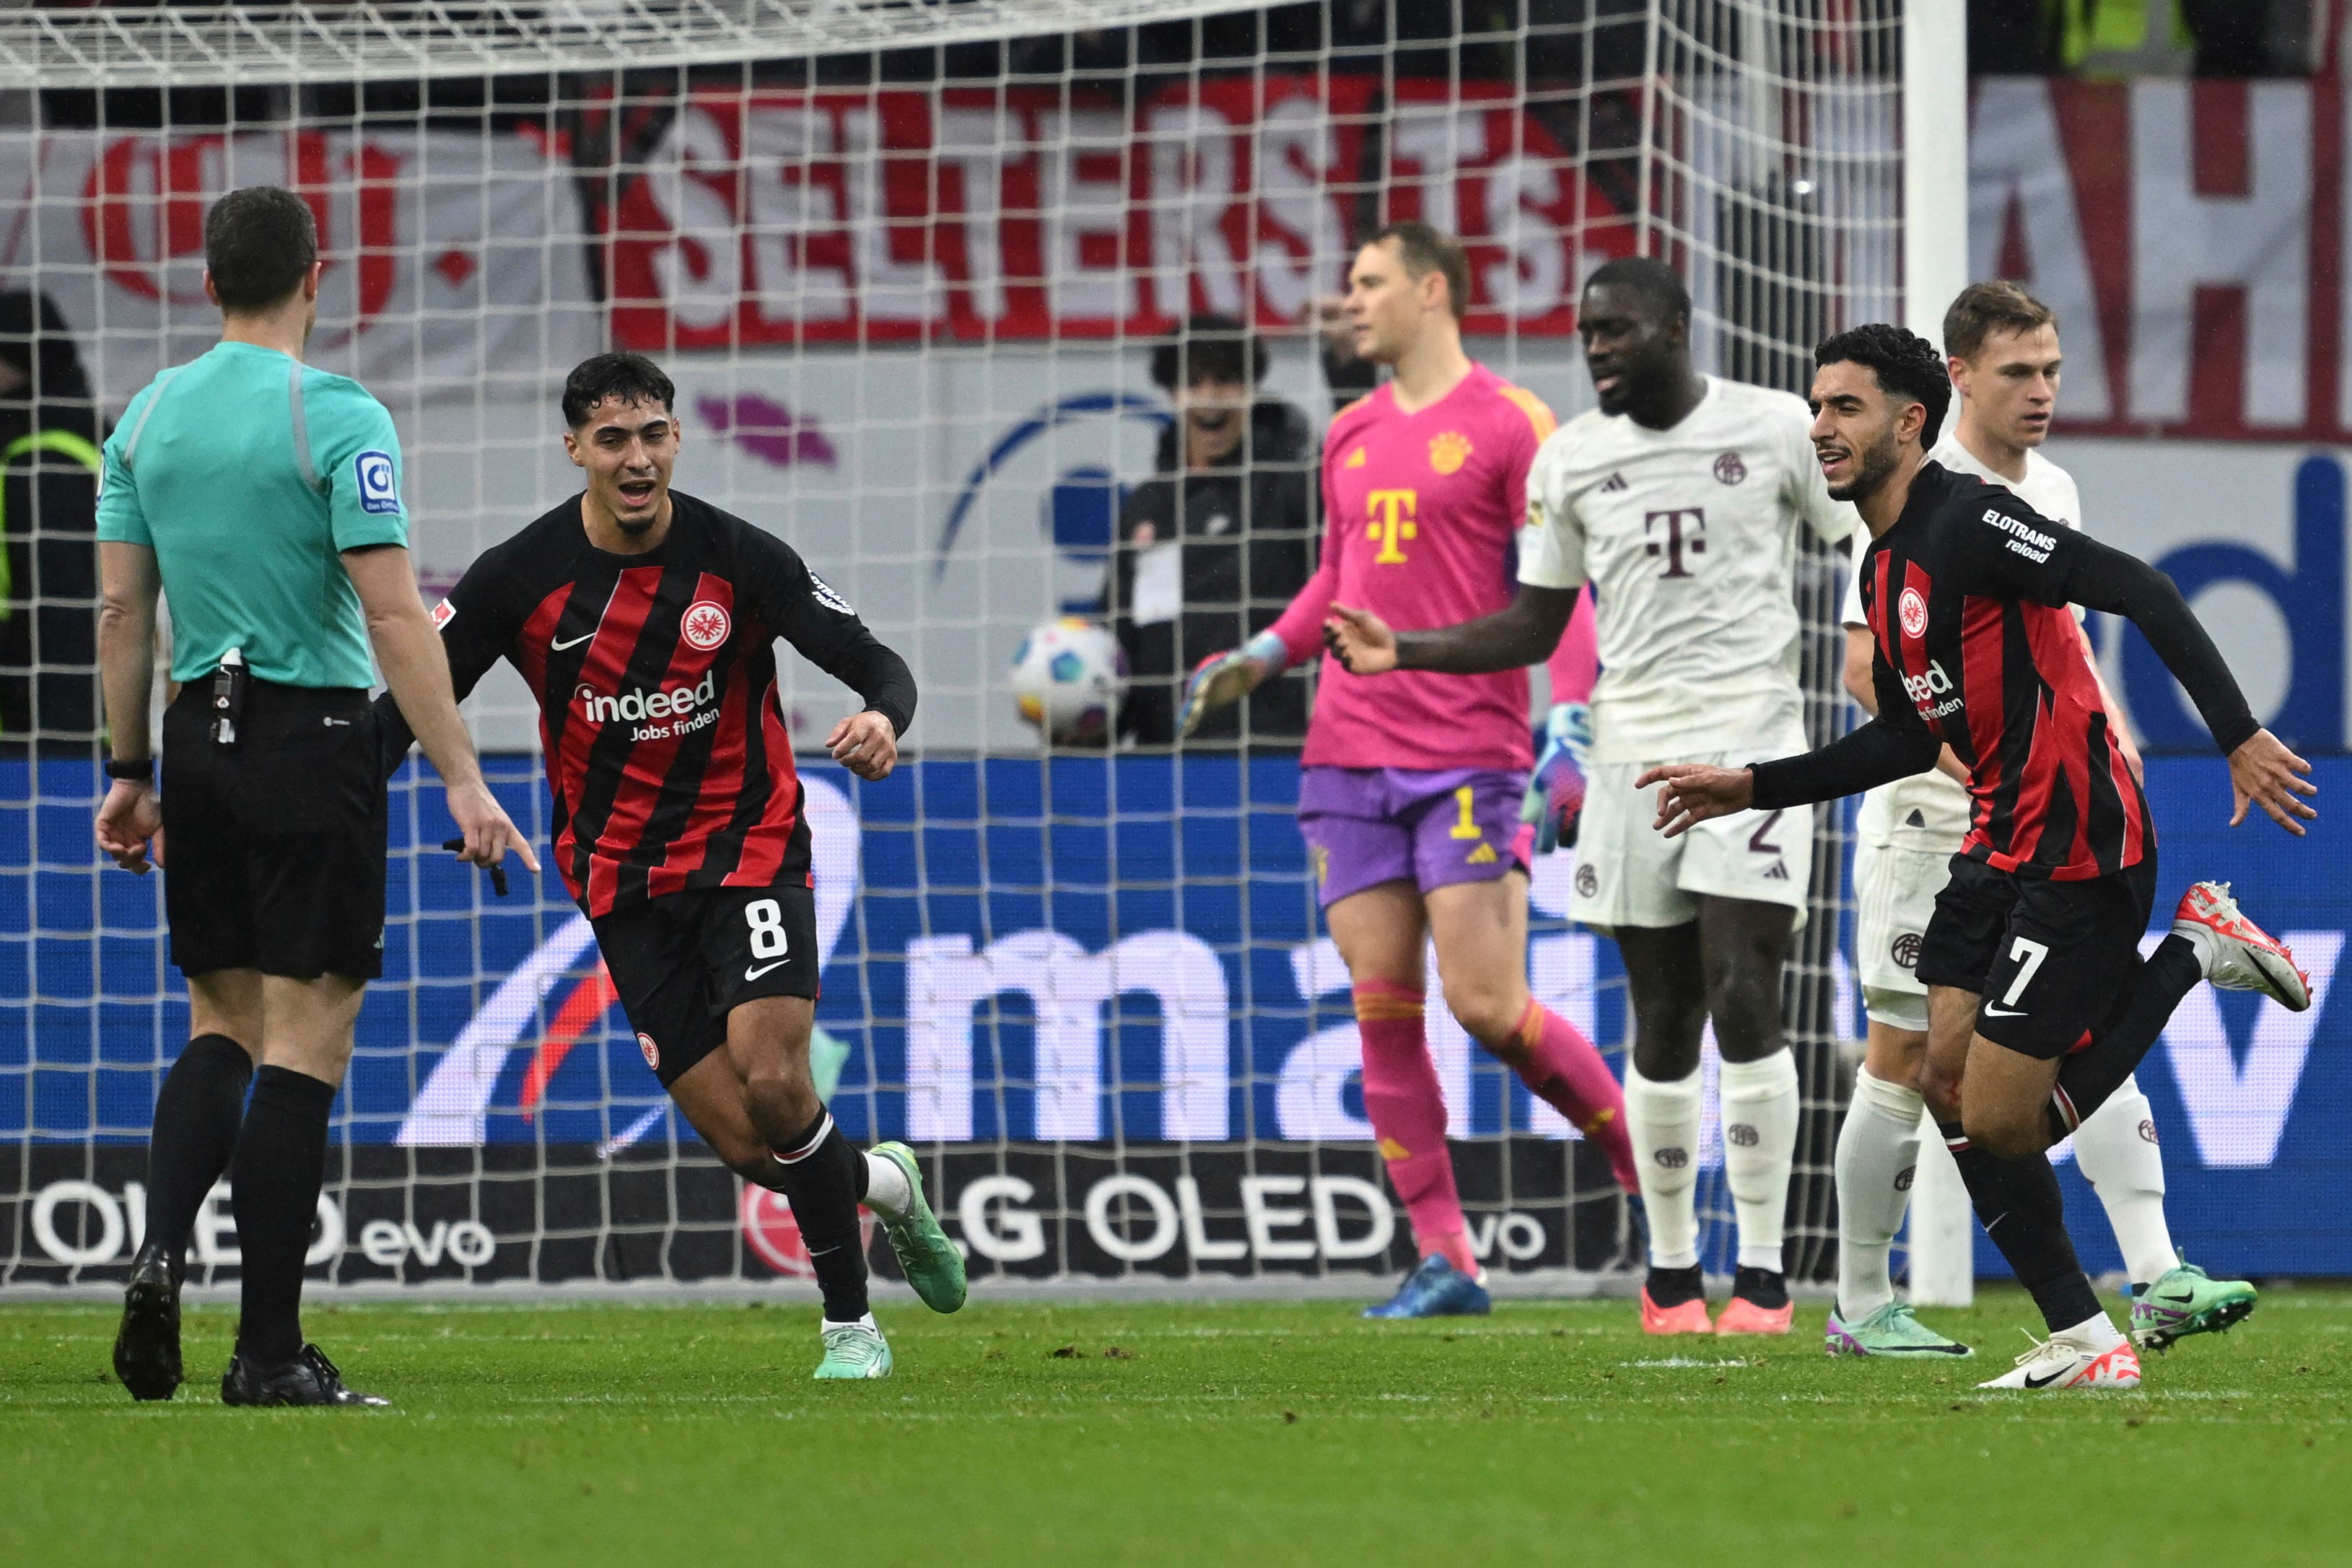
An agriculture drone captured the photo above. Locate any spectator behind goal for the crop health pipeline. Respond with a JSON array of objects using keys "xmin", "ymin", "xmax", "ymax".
[
  {"xmin": 0, "ymin": 291, "xmax": 104, "ymax": 740},
  {"xmin": 1105, "ymin": 313, "xmax": 1315, "ymax": 746}
]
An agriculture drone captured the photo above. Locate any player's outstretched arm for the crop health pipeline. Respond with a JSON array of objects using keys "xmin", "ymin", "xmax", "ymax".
[
  {"xmin": 1642, "ymin": 718, "xmax": 1941, "ymax": 838},
  {"xmin": 2058, "ymin": 533, "xmax": 2315, "ymax": 833},
  {"xmin": 1323, "ymin": 583, "xmax": 1578, "ymax": 678}
]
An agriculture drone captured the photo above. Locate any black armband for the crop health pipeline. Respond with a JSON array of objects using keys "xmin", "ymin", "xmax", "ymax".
[{"xmin": 104, "ymin": 755, "xmax": 154, "ymax": 782}]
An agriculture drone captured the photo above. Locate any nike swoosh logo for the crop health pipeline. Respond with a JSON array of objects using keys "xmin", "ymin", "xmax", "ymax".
[
  {"xmin": 323, "ymin": 717, "xmax": 351, "ymax": 727},
  {"xmin": 1982, "ymin": 1002, "xmax": 2027, "ymax": 1017},
  {"xmin": 2023, "ymin": 1367, "xmax": 2073, "ymax": 1389},
  {"xmin": 744, "ymin": 960, "xmax": 787, "ymax": 981},
  {"xmin": 2157, "ymin": 1289, "xmax": 2196, "ymax": 1305},
  {"xmin": 551, "ymin": 631, "xmax": 597, "ymax": 651}
]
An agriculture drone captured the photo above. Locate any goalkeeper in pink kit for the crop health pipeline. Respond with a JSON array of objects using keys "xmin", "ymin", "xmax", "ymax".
[{"xmin": 1184, "ymin": 222, "xmax": 1633, "ymax": 1316}]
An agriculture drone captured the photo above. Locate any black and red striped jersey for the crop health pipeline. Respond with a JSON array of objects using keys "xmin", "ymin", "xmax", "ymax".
[
  {"xmin": 1854, "ymin": 461, "xmax": 2148, "ymax": 881},
  {"xmin": 389, "ymin": 490, "xmax": 914, "ymax": 916}
]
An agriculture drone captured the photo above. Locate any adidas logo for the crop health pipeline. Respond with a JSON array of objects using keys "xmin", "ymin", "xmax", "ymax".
[
  {"xmin": 1466, "ymin": 843, "xmax": 1498, "ymax": 864},
  {"xmin": 1599, "ymin": 471, "xmax": 1628, "ymax": 492},
  {"xmin": 1344, "ymin": 447, "xmax": 1367, "ymax": 468},
  {"xmin": 1761, "ymin": 859, "xmax": 1789, "ymax": 880}
]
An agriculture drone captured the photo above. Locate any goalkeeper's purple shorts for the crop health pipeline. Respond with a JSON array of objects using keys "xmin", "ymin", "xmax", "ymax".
[{"xmin": 1297, "ymin": 766, "xmax": 1534, "ymax": 909}]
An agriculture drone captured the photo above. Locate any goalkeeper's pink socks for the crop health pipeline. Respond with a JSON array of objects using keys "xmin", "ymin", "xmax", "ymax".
[
  {"xmin": 1354, "ymin": 981, "xmax": 1478, "ymax": 1276},
  {"xmin": 1501, "ymin": 1000, "xmax": 1639, "ymax": 1193}
]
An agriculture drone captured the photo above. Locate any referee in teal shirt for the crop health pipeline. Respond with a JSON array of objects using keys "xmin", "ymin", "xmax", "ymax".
[{"xmin": 92, "ymin": 187, "xmax": 535, "ymax": 1407}]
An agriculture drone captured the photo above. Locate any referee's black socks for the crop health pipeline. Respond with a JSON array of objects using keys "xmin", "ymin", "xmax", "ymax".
[
  {"xmin": 1939, "ymin": 1119, "xmax": 2101, "ymax": 1335},
  {"xmin": 2047, "ymin": 934, "xmax": 2203, "ymax": 1143},
  {"xmin": 142, "ymin": 1033, "xmax": 253, "ymax": 1276},
  {"xmin": 229, "ymin": 1066, "xmax": 338, "ymax": 1362},
  {"xmin": 768, "ymin": 1108, "xmax": 871, "ymax": 1323}
]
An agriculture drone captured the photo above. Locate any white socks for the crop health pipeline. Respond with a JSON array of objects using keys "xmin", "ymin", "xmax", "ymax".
[
  {"xmin": 1719, "ymin": 1051, "xmax": 1801, "ymax": 1272},
  {"xmin": 2057, "ymin": 1310, "xmax": 2127, "ymax": 1352},
  {"xmin": 1834, "ymin": 1065, "xmax": 1925, "ymax": 1320},
  {"xmin": 1624, "ymin": 1066, "xmax": 1702, "ymax": 1269},
  {"xmin": 862, "ymin": 1150, "xmax": 914, "ymax": 1219},
  {"xmin": 2071, "ymin": 1073, "xmax": 2174, "ymax": 1287}
]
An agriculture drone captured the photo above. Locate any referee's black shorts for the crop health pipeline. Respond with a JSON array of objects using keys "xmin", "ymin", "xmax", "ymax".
[{"xmin": 161, "ymin": 679, "xmax": 388, "ymax": 981}]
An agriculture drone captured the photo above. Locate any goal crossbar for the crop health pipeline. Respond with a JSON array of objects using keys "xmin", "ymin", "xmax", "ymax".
[{"xmin": 0, "ymin": 0, "xmax": 1273, "ymax": 92}]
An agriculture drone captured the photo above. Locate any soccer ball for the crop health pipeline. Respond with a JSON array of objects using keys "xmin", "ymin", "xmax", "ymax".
[{"xmin": 1009, "ymin": 618, "xmax": 1127, "ymax": 745}]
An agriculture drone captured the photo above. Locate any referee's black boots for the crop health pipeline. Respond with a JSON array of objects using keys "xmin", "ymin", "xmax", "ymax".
[
  {"xmin": 111, "ymin": 1244, "xmax": 183, "ymax": 1401},
  {"xmin": 222, "ymin": 1344, "xmax": 389, "ymax": 1408}
]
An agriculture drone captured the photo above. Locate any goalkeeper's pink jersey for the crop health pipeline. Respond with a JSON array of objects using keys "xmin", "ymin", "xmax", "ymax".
[{"xmin": 1268, "ymin": 362, "xmax": 1563, "ymax": 771}]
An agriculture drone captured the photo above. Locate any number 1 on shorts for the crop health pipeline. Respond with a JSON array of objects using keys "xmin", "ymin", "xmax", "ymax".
[{"xmin": 1448, "ymin": 785, "xmax": 1481, "ymax": 841}]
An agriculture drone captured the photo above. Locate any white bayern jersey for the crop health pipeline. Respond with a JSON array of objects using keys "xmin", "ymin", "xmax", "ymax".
[
  {"xmin": 1519, "ymin": 375, "xmax": 1857, "ymax": 763},
  {"xmin": 1842, "ymin": 433, "xmax": 2086, "ymax": 847}
]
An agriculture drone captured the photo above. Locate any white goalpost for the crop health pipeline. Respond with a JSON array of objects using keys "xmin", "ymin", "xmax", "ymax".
[{"xmin": 0, "ymin": 0, "xmax": 1933, "ymax": 1298}]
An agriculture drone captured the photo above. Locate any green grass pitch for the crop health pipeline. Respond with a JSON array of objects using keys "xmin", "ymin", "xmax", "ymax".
[{"xmin": 4, "ymin": 1289, "xmax": 2346, "ymax": 1567}]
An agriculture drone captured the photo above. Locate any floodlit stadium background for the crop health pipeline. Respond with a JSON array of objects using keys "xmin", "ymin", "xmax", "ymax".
[{"xmin": 2, "ymin": 1, "xmax": 2346, "ymax": 1294}]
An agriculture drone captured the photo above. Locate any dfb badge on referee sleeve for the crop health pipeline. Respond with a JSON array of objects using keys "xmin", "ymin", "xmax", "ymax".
[{"xmin": 355, "ymin": 450, "xmax": 401, "ymax": 515}]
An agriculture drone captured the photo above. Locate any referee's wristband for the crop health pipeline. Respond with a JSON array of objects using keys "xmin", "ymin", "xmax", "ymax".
[{"xmin": 105, "ymin": 755, "xmax": 154, "ymax": 783}]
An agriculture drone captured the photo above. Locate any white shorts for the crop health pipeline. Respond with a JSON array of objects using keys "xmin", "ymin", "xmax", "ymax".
[
  {"xmin": 1853, "ymin": 838, "xmax": 1959, "ymax": 1032},
  {"xmin": 1570, "ymin": 750, "xmax": 1814, "ymax": 933}
]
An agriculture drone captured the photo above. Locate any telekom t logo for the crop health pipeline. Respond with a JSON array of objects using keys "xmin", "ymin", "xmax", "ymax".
[
  {"xmin": 1368, "ymin": 489, "xmax": 1419, "ymax": 564},
  {"xmin": 1645, "ymin": 507, "xmax": 1705, "ymax": 578}
]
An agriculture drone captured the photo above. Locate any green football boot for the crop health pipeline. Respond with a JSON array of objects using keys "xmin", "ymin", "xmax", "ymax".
[
  {"xmin": 1825, "ymin": 1300, "xmax": 1974, "ymax": 1358},
  {"xmin": 869, "ymin": 1141, "xmax": 968, "ymax": 1314},
  {"xmin": 2131, "ymin": 1258, "xmax": 2257, "ymax": 1352},
  {"xmin": 813, "ymin": 1318, "xmax": 893, "ymax": 1380}
]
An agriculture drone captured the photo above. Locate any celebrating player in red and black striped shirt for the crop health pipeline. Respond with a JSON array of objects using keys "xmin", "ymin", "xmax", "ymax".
[
  {"xmin": 378, "ymin": 353, "xmax": 963, "ymax": 1378},
  {"xmin": 1643, "ymin": 324, "xmax": 2314, "ymax": 1391}
]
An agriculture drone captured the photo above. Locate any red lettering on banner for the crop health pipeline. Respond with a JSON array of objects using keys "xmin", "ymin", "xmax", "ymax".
[
  {"xmin": 601, "ymin": 77, "xmax": 1626, "ymax": 349},
  {"xmin": 83, "ymin": 131, "xmax": 405, "ymax": 330}
]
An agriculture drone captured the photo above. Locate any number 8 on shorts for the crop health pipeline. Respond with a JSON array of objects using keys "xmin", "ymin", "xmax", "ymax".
[{"xmin": 746, "ymin": 898, "xmax": 790, "ymax": 960}]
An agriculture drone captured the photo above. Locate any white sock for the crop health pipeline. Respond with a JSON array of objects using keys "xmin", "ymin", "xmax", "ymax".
[
  {"xmin": 2071, "ymin": 1074, "xmax": 2174, "ymax": 1287},
  {"xmin": 1624, "ymin": 1066, "xmax": 1703, "ymax": 1270},
  {"xmin": 823, "ymin": 1311, "xmax": 880, "ymax": 1333},
  {"xmin": 2174, "ymin": 920, "xmax": 2219, "ymax": 974},
  {"xmin": 862, "ymin": 1150, "xmax": 914, "ymax": 1219},
  {"xmin": 2056, "ymin": 1310, "xmax": 2126, "ymax": 1352},
  {"xmin": 1834, "ymin": 1066, "xmax": 1923, "ymax": 1320},
  {"xmin": 1719, "ymin": 1050, "xmax": 1801, "ymax": 1273}
]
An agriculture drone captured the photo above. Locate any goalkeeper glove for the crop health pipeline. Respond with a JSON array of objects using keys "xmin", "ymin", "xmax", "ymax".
[
  {"xmin": 1521, "ymin": 701, "xmax": 1591, "ymax": 854},
  {"xmin": 1179, "ymin": 631, "xmax": 1288, "ymax": 738}
]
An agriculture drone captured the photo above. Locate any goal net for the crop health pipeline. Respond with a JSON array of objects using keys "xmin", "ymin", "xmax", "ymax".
[{"xmin": 0, "ymin": 0, "xmax": 1899, "ymax": 1294}]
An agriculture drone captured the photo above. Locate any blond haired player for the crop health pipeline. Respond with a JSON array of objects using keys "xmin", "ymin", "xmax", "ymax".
[{"xmin": 1826, "ymin": 281, "xmax": 2260, "ymax": 1357}]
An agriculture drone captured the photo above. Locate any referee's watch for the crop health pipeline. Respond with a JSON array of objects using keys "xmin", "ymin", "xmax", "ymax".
[{"xmin": 105, "ymin": 755, "xmax": 154, "ymax": 784}]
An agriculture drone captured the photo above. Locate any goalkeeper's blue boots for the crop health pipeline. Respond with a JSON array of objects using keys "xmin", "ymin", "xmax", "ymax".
[
  {"xmin": 1363, "ymin": 1254, "xmax": 1491, "ymax": 1319},
  {"xmin": 113, "ymin": 1243, "xmax": 183, "ymax": 1401}
]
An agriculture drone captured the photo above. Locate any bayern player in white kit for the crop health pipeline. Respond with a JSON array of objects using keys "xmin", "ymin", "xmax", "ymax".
[
  {"xmin": 1329, "ymin": 258, "xmax": 1854, "ymax": 1334},
  {"xmin": 1827, "ymin": 281, "xmax": 2259, "ymax": 1357}
]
